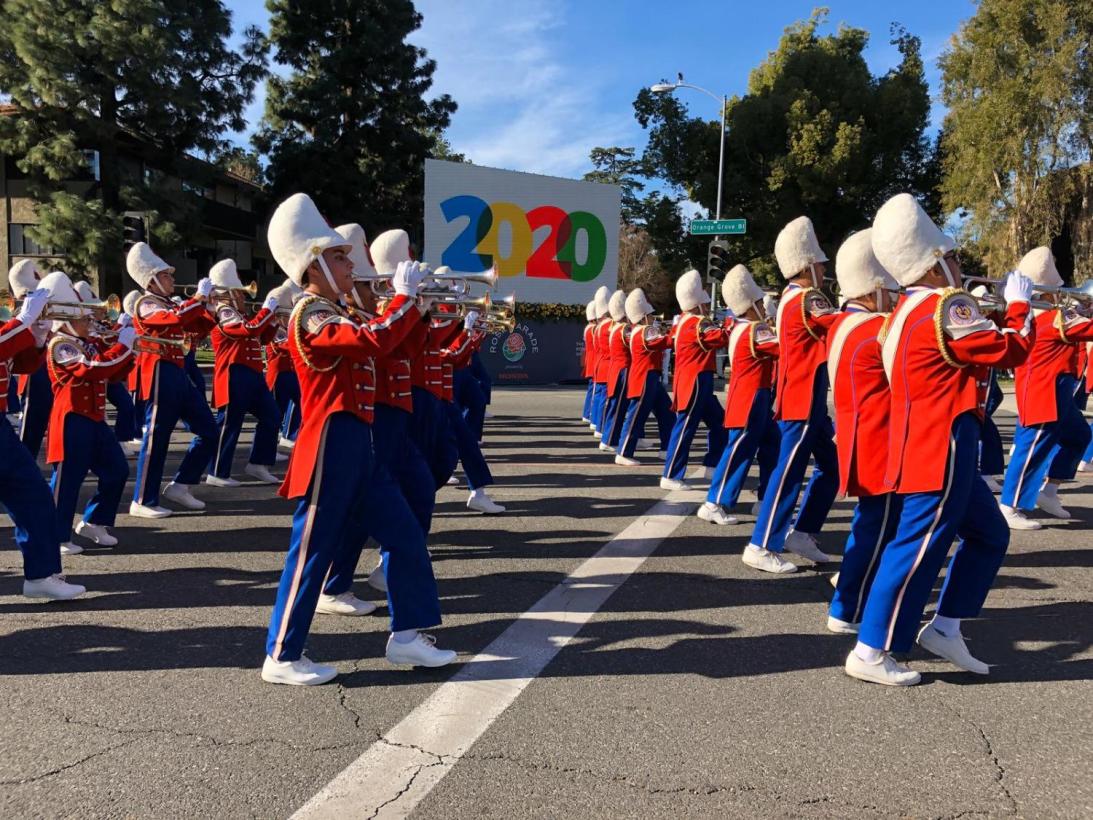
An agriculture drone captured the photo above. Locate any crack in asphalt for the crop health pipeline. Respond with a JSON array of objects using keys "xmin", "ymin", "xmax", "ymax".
[
  {"xmin": 363, "ymin": 740, "xmax": 452, "ymax": 820},
  {"xmin": 0, "ymin": 738, "xmax": 139, "ymax": 786},
  {"xmin": 934, "ymin": 701, "xmax": 1018, "ymax": 814}
]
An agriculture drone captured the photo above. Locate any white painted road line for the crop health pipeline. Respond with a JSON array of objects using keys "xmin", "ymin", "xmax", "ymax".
[{"xmin": 291, "ymin": 489, "xmax": 702, "ymax": 819}]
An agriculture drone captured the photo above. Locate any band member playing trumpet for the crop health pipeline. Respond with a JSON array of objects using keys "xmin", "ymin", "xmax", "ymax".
[
  {"xmin": 599, "ymin": 290, "xmax": 633, "ymax": 453},
  {"xmin": 7, "ymin": 259, "xmax": 52, "ymax": 458},
  {"xmin": 615, "ymin": 288, "xmax": 673, "ymax": 465},
  {"xmin": 126, "ymin": 242, "xmax": 218, "ymax": 518},
  {"xmin": 589, "ymin": 286, "xmax": 612, "ymax": 436},
  {"xmin": 42, "ymin": 273, "xmax": 135, "ymax": 554},
  {"xmin": 205, "ymin": 259, "xmax": 282, "ymax": 487},
  {"xmin": 264, "ymin": 279, "xmax": 303, "ymax": 448},
  {"xmin": 581, "ymin": 300, "xmax": 597, "ymax": 424}
]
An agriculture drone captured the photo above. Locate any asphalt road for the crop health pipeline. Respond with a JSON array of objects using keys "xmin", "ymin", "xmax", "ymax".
[{"xmin": 2, "ymin": 386, "xmax": 1091, "ymax": 819}]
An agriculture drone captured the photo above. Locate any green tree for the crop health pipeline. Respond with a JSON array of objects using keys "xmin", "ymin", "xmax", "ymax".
[
  {"xmin": 634, "ymin": 10, "xmax": 939, "ymax": 285},
  {"xmin": 255, "ymin": 0, "xmax": 456, "ymax": 242},
  {"xmin": 939, "ymin": 0, "xmax": 1092, "ymax": 276},
  {"xmin": 0, "ymin": 1, "xmax": 267, "ymax": 289}
]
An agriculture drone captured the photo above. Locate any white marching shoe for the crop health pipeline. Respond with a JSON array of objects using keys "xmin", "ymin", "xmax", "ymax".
[
  {"xmin": 261, "ymin": 654, "xmax": 337, "ymax": 686},
  {"xmin": 829, "ymin": 571, "xmax": 840, "ymax": 589},
  {"xmin": 162, "ymin": 482, "xmax": 205, "ymax": 510},
  {"xmin": 826, "ymin": 616, "xmax": 859, "ymax": 634},
  {"xmin": 783, "ymin": 529, "xmax": 832, "ymax": 563},
  {"xmin": 23, "ymin": 574, "xmax": 86, "ymax": 602},
  {"xmin": 74, "ymin": 521, "xmax": 117, "ymax": 546},
  {"xmin": 749, "ymin": 501, "xmax": 762, "ymax": 517},
  {"xmin": 205, "ymin": 475, "xmax": 240, "ymax": 488},
  {"xmin": 597, "ymin": 442, "xmax": 616, "ymax": 453},
  {"xmin": 916, "ymin": 623, "xmax": 990, "ymax": 674},
  {"xmin": 635, "ymin": 438, "xmax": 658, "ymax": 451},
  {"xmin": 446, "ymin": 475, "xmax": 460, "ymax": 485},
  {"xmin": 1036, "ymin": 485, "xmax": 1070, "ymax": 519},
  {"xmin": 696, "ymin": 502, "xmax": 737, "ymax": 526},
  {"xmin": 614, "ymin": 454, "xmax": 640, "ymax": 467},
  {"xmin": 844, "ymin": 650, "xmax": 921, "ymax": 686},
  {"xmin": 385, "ymin": 633, "xmax": 456, "ymax": 668},
  {"xmin": 1078, "ymin": 460, "xmax": 1092, "ymax": 473},
  {"xmin": 274, "ymin": 452, "xmax": 289, "ymax": 463},
  {"xmin": 128, "ymin": 501, "xmax": 172, "ymax": 519},
  {"xmin": 467, "ymin": 488, "xmax": 505, "ymax": 514},
  {"xmin": 367, "ymin": 561, "xmax": 388, "ymax": 593},
  {"xmin": 742, "ymin": 544, "xmax": 797, "ymax": 574},
  {"xmin": 244, "ymin": 463, "xmax": 279, "ymax": 484},
  {"xmin": 120, "ymin": 439, "xmax": 142, "ymax": 457},
  {"xmin": 982, "ymin": 475, "xmax": 1002, "ymax": 492},
  {"xmin": 1000, "ymin": 504, "xmax": 1041, "ymax": 530},
  {"xmin": 659, "ymin": 477, "xmax": 692, "ymax": 491},
  {"xmin": 278, "ymin": 435, "xmax": 296, "ymax": 450},
  {"xmin": 60, "ymin": 542, "xmax": 83, "ymax": 556},
  {"xmin": 315, "ymin": 591, "xmax": 377, "ymax": 616}
]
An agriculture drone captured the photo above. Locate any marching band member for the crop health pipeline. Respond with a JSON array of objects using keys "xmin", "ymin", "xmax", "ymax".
[
  {"xmin": 598, "ymin": 289, "xmax": 632, "ymax": 452},
  {"xmin": 697, "ymin": 265, "xmax": 779, "ymax": 526},
  {"xmin": 968, "ymin": 285, "xmax": 1006, "ymax": 491},
  {"xmin": 262, "ymin": 193, "xmax": 453, "ymax": 685},
  {"xmin": 1082, "ymin": 340, "xmax": 1093, "ymax": 471},
  {"xmin": 743, "ymin": 217, "xmax": 839, "ymax": 573},
  {"xmin": 126, "ymin": 242, "xmax": 218, "ymax": 518},
  {"xmin": 469, "ymin": 347, "xmax": 493, "ymax": 420},
  {"xmin": 453, "ymin": 333, "xmax": 490, "ymax": 445},
  {"xmin": 8, "ymin": 259, "xmax": 52, "ymax": 458},
  {"xmin": 581, "ymin": 300, "xmax": 597, "ymax": 423},
  {"xmin": 999, "ymin": 247, "xmax": 1093, "ymax": 528},
  {"xmin": 845, "ymin": 193, "xmax": 1034, "ymax": 686},
  {"xmin": 265, "ymin": 280, "xmax": 303, "ymax": 449},
  {"xmin": 0, "ymin": 282, "xmax": 86, "ymax": 600},
  {"xmin": 122, "ymin": 290, "xmax": 147, "ymax": 441},
  {"xmin": 589, "ymin": 285, "xmax": 612, "ymax": 435},
  {"xmin": 661, "ymin": 269, "xmax": 730, "ymax": 491},
  {"xmin": 822, "ymin": 231, "xmax": 899, "ymax": 633},
  {"xmin": 615, "ymin": 288, "xmax": 673, "ymax": 465},
  {"xmin": 42, "ymin": 273, "xmax": 134, "ymax": 554},
  {"xmin": 205, "ymin": 259, "xmax": 282, "ymax": 487}
]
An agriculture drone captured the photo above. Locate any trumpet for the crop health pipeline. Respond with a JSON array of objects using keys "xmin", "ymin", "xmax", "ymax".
[
  {"xmin": 132, "ymin": 335, "xmax": 192, "ymax": 355},
  {"xmin": 477, "ymin": 315, "xmax": 516, "ymax": 333},
  {"xmin": 178, "ymin": 281, "xmax": 259, "ymax": 299},
  {"xmin": 0, "ymin": 292, "xmax": 122, "ymax": 322},
  {"xmin": 432, "ymin": 293, "xmax": 493, "ymax": 316},
  {"xmin": 363, "ymin": 266, "xmax": 499, "ymax": 297},
  {"xmin": 961, "ymin": 276, "xmax": 1063, "ymax": 310}
]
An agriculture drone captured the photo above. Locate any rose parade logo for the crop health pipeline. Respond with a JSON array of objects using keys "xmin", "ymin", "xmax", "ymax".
[
  {"xmin": 501, "ymin": 332, "xmax": 526, "ymax": 362},
  {"xmin": 490, "ymin": 323, "xmax": 539, "ymax": 365}
]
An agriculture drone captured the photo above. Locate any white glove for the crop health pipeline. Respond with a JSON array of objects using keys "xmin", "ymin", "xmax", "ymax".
[
  {"xmin": 30, "ymin": 320, "xmax": 50, "ymax": 346},
  {"xmin": 392, "ymin": 260, "xmax": 426, "ymax": 296},
  {"xmin": 16, "ymin": 289, "xmax": 48, "ymax": 324},
  {"xmin": 417, "ymin": 295, "xmax": 437, "ymax": 314},
  {"xmin": 117, "ymin": 313, "xmax": 133, "ymax": 329},
  {"xmin": 196, "ymin": 277, "xmax": 214, "ymax": 299},
  {"xmin": 463, "ymin": 310, "xmax": 479, "ymax": 330},
  {"xmin": 262, "ymin": 294, "xmax": 280, "ymax": 313},
  {"xmin": 1003, "ymin": 271, "xmax": 1033, "ymax": 305},
  {"xmin": 117, "ymin": 326, "xmax": 137, "ymax": 349}
]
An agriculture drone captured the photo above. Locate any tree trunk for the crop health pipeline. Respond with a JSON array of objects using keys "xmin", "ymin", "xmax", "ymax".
[{"xmin": 98, "ymin": 83, "xmax": 122, "ymax": 296}]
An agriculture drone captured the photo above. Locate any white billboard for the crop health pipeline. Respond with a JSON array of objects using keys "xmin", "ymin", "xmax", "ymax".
[{"xmin": 424, "ymin": 159, "xmax": 620, "ymax": 305}]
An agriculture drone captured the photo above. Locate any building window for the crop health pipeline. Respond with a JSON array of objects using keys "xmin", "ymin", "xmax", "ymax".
[
  {"xmin": 81, "ymin": 150, "xmax": 101, "ymax": 181},
  {"xmin": 8, "ymin": 224, "xmax": 65, "ymax": 257},
  {"xmin": 182, "ymin": 179, "xmax": 210, "ymax": 198}
]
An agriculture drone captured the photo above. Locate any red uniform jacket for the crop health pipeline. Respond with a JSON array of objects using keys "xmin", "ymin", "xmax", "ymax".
[
  {"xmin": 373, "ymin": 313, "xmax": 428, "ymax": 413},
  {"xmin": 45, "ymin": 334, "xmax": 134, "ymax": 463},
  {"xmin": 0, "ymin": 319, "xmax": 43, "ymax": 414},
  {"xmin": 626, "ymin": 326, "xmax": 671, "ymax": 399},
  {"xmin": 210, "ymin": 304, "xmax": 277, "ymax": 409},
  {"xmin": 440, "ymin": 330, "xmax": 480, "ymax": 402},
  {"xmin": 671, "ymin": 313, "xmax": 731, "ymax": 412},
  {"xmin": 1014, "ymin": 308, "xmax": 1093, "ymax": 426},
  {"xmin": 827, "ymin": 308, "xmax": 889, "ymax": 497},
  {"xmin": 1086, "ymin": 341, "xmax": 1093, "ymax": 393},
  {"xmin": 592, "ymin": 318, "xmax": 612, "ymax": 384},
  {"xmin": 723, "ymin": 320, "xmax": 779, "ymax": 429},
  {"xmin": 582, "ymin": 323, "xmax": 597, "ymax": 378},
  {"xmin": 133, "ymin": 293, "xmax": 215, "ymax": 399},
  {"xmin": 412, "ymin": 315, "xmax": 463, "ymax": 399},
  {"xmin": 881, "ymin": 288, "xmax": 1034, "ymax": 494},
  {"xmin": 280, "ymin": 294, "xmax": 421, "ymax": 500},
  {"xmin": 264, "ymin": 334, "xmax": 294, "ymax": 391},
  {"xmin": 605, "ymin": 323, "xmax": 631, "ymax": 398},
  {"xmin": 773, "ymin": 284, "xmax": 838, "ymax": 421}
]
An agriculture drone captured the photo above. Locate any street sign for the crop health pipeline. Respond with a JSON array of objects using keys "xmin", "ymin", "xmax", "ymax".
[{"xmin": 689, "ymin": 218, "xmax": 746, "ymax": 236}]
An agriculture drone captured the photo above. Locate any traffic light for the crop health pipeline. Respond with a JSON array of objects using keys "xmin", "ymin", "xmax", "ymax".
[
  {"xmin": 122, "ymin": 212, "xmax": 146, "ymax": 251},
  {"xmin": 706, "ymin": 238, "xmax": 730, "ymax": 281}
]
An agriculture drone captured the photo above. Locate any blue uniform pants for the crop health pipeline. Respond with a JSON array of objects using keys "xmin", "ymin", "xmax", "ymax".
[
  {"xmin": 0, "ymin": 420, "xmax": 62, "ymax": 580},
  {"xmin": 107, "ymin": 381, "xmax": 138, "ymax": 443},
  {"xmin": 443, "ymin": 399, "xmax": 493, "ymax": 491},
  {"xmin": 600, "ymin": 370, "xmax": 633, "ymax": 449},
  {"xmin": 18, "ymin": 365, "xmax": 52, "ymax": 459},
  {"xmin": 267, "ymin": 413, "xmax": 441, "ymax": 661},
  {"xmin": 184, "ymin": 349, "xmax": 205, "ymax": 395},
  {"xmin": 707, "ymin": 389, "xmax": 777, "ymax": 508},
  {"xmin": 1001, "ymin": 374, "xmax": 1091, "ymax": 509},
  {"xmin": 454, "ymin": 369, "xmax": 487, "ymax": 442},
  {"xmin": 410, "ymin": 386, "xmax": 459, "ymax": 489},
  {"xmin": 272, "ymin": 371, "xmax": 301, "ymax": 442},
  {"xmin": 133, "ymin": 362, "xmax": 218, "ymax": 507},
  {"xmin": 662, "ymin": 371, "xmax": 728, "ymax": 481},
  {"xmin": 748, "ymin": 373, "xmax": 838, "ymax": 552},
  {"xmin": 590, "ymin": 382, "xmax": 608, "ymax": 432},
  {"xmin": 582, "ymin": 378, "xmax": 594, "ymax": 421},
  {"xmin": 979, "ymin": 371, "xmax": 1004, "ymax": 475},
  {"xmin": 859, "ymin": 413, "xmax": 1008, "ymax": 652},
  {"xmin": 6, "ymin": 376, "xmax": 20, "ymax": 413},
  {"xmin": 618, "ymin": 373, "xmax": 673, "ymax": 458},
  {"xmin": 50, "ymin": 415, "xmax": 129, "ymax": 543},
  {"xmin": 470, "ymin": 351, "xmax": 491, "ymax": 404},
  {"xmin": 209, "ymin": 365, "xmax": 280, "ymax": 479},
  {"xmin": 829, "ymin": 493, "xmax": 901, "ymax": 625}
]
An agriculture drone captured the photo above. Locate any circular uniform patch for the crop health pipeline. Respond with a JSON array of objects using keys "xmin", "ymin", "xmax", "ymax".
[
  {"xmin": 804, "ymin": 290, "xmax": 834, "ymax": 316},
  {"xmin": 51, "ymin": 341, "xmax": 83, "ymax": 365},
  {"xmin": 946, "ymin": 294, "xmax": 980, "ymax": 326}
]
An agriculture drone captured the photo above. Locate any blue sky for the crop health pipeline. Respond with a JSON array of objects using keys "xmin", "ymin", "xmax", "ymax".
[{"xmin": 227, "ymin": 0, "xmax": 977, "ymax": 182}]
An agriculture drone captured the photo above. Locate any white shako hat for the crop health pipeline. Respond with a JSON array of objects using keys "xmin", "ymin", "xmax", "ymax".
[
  {"xmin": 608, "ymin": 289, "xmax": 627, "ymax": 321},
  {"xmin": 369, "ymin": 229, "xmax": 411, "ymax": 275},
  {"xmin": 585, "ymin": 300, "xmax": 596, "ymax": 322},
  {"xmin": 335, "ymin": 223, "xmax": 378, "ymax": 280},
  {"xmin": 73, "ymin": 280, "xmax": 97, "ymax": 303},
  {"xmin": 267, "ymin": 193, "xmax": 349, "ymax": 288},
  {"xmin": 8, "ymin": 259, "xmax": 42, "ymax": 298},
  {"xmin": 123, "ymin": 290, "xmax": 141, "ymax": 317},
  {"xmin": 774, "ymin": 216, "xmax": 828, "ymax": 278},
  {"xmin": 593, "ymin": 285, "xmax": 611, "ymax": 318},
  {"xmin": 871, "ymin": 193, "xmax": 956, "ymax": 286},
  {"xmin": 209, "ymin": 259, "xmax": 243, "ymax": 290},
  {"xmin": 835, "ymin": 229, "xmax": 898, "ymax": 300},
  {"xmin": 1016, "ymin": 246, "xmax": 1062, "ymax": 287},
  {"xmin": 625, "ymin": 288, "xmax": 654, "ymax": 324},
  {"xmin": 126, "ymin": 242, "xmax": 174, "ymax": 289},
  {"xmin": 39, "ymin": 271, "xmax": 83, "ymax": 327},
  {"xmin": 675, "ymin": 269, "xmax": 710, "ymax": 311},
  {"xmin": 762, "ymin": 293, "xmax": 777, "ymax": 316},
  {"xmin": 720, "ymin": 264, "xmax": 765, "ymax": 316}
]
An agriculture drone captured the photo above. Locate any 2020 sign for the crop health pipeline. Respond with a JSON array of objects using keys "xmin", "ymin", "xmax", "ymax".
[{"xmin": 439, "ymin": 195, "xmax": 607, "ymax": 282}]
